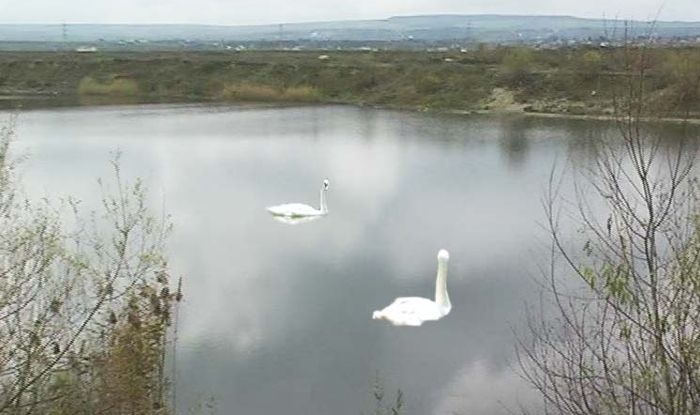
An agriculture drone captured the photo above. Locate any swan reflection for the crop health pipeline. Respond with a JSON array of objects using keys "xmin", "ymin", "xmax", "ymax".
[{"xmin": 271, "ymin": 215, "xmax": 323, "ymax": 225}]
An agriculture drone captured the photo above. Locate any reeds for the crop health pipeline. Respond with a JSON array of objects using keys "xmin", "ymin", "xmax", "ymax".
[
  {"xmin": 77, "ymin": 76, "xmax": 140, "ymax": 96},
  {"xmin": 222, "ymin": 82, "xmax": 320, "ymax": 102}
]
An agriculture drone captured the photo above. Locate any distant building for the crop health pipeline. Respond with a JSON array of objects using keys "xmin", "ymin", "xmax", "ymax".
[{"xmin": 75, "ymin": 46, "xmax": 98, "ymax": 53}]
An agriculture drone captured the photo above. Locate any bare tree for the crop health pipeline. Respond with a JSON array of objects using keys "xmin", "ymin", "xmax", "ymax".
[
  {"xmin": 518, "ymin": 32, "xmax": 700, "ymax": 414},
  {"xmin": 0, "ymin": 121, "xmax": 181, "ymax": 414}
]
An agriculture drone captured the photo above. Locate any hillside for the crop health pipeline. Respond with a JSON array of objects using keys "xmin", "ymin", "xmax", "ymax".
[{"xmin": 1, "ymin": 14, "xmax": 699, "ymax": 46}]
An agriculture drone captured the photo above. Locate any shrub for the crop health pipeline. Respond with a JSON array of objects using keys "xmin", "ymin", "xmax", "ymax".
[
  {"xmin": 0, "ymin": 121, "xmax": 180, "ymax": 415},
  {"xmin": 221, "ymin": 82, "xmax": 320, "ymax": 102},
  {"xmin": 500, "ymin": 47, "xmax": 535, "ymax": 87},
  {"xmin": 77, "ymin": 76, "xmax": 140, "ymax": 96}
]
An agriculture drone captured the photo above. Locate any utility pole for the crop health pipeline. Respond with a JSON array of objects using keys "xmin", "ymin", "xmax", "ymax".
[{"xmin": 59, "ymin": 21, "xmax": 68, "ymax": 52}]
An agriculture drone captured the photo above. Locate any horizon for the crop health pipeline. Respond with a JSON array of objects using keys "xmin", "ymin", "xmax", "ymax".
[
  {"xmin": 0, "ymin": 1, "xmax": 697, "ymax": 25},
  {"xmin": 1, "ymin": 12, "xmax": 699, "ymax": 27}
]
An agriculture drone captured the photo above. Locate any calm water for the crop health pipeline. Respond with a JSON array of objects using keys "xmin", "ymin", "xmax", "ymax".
[{"xmin": 6, "ymin": 104, "xmax": 682, "ymax": 414}]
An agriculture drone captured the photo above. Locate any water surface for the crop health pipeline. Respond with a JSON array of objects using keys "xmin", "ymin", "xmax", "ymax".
[{"xmin": 8, "ymin": 104, "xmax": 671, "ymax": 414}]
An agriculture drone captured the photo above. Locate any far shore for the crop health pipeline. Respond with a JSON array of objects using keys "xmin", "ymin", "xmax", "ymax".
[
  {"xmin": 1, "ymin": 48, "xmax": 698, "ymax": 124},
  {"xmin": 3, "ymin": 95, "xmax": 700, "ymax": 127}
]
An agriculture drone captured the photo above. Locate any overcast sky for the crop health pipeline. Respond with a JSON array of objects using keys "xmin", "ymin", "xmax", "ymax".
[{"xmin": 0, "ymin": 0, "xmax": 696, "ymax": 25}]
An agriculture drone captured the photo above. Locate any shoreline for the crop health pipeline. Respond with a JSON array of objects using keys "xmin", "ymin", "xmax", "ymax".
[
  {"xmin": 1, "ymin": 48, "xmax": 699, "ymax": 124},
  {"xmin": 3, "ymin": 95, "xmax": 700, "ymax": 126},
  {"xmin": 337, "ymin": 101, "xmax": 700, "ymax": 125}
]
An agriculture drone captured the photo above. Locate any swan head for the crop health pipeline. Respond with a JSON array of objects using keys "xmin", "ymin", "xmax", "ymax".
[
  {"xmin": 322, "ymin": 179, "xmax": 330, "ymax": 190},
  {"xmin": 437, "ymin": 249, "xmax": 449, "ymax": 262},
  {"xmin": 372, "ymin": 310, "xmax": 383, "ymax": 320}
]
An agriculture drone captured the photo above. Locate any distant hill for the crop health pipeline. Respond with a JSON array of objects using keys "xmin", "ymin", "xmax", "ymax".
[{"xmin": 1, "ymin": 14, "xmax": 700, "ymax": 45}]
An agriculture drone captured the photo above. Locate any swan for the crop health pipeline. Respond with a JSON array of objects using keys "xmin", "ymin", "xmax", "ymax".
[
  {"xmin": 372, "ymin": 249, "xmax": 451, "ymax": 327},
  {"xmin": 267, "ymin": 179, "xmax": 329, "ymax": 218}
]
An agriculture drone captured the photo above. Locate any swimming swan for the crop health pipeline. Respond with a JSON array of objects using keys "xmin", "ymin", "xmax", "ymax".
[
  {"xmin": 267, "ymin": 179, "xmax": 329, "ymax": 218},
  {"xmin": 372, "ymin": 249, "xmax": 451, "ymax": 327}
]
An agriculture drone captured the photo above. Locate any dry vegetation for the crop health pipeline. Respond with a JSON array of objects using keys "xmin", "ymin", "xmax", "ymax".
[
  {"xmin": 77, "ymin": 76, "xmax": 140, "ymax": 96},
  {"xmin": 0, "ymin": 120, "xmax": 181, "ymax": 415},
  {"xmin": 221, "ymin": 82, "xmax": 319, "ymax": 102},
  {"xmin": 518, "ymin": 42, "xmax": 700, "ymax": 414},
  {"xmin": 0, "ymin": 47, "xmax": 698, "ymax": 118}
]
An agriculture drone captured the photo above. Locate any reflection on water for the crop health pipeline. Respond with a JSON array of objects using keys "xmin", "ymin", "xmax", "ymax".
[
  {"xmin": 6, "ymin": 104, "xmax": 698, "ymax": 415},
  {"xmin": 498, "ymin": 116, "xmax": 531, "ymax": 168},
  {"xmin": 270, "ymin": 215, "xmax": 323, "ymax": 225}
]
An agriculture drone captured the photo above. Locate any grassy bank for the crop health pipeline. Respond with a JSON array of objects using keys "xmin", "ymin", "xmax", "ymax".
[{"xmin": 1, "ymin": 47, "xmax": 699, "ymax": 118}]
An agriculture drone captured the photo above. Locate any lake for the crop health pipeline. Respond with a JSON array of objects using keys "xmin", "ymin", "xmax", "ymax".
[{"xmin": 6, "ymin": 104, "xmax": 678, "ymax": 414}]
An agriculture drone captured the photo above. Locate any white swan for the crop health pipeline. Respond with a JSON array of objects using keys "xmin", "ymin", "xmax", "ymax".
[
  {"xmin": 372, "ymin": 249, "xmax": 451, "ymax": 327},
  {"xmin": 267, "ymin": 179, "xmax": 329, "ymax": 218}
]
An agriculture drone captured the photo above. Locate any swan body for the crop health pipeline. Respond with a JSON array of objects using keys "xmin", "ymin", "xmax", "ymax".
[
  {"xmin": 267, "ymin": 179, "xmax": 329, "ymax": 218},
  {"xmin": 372, "ymin": 249, "xmax": 451, "ymax": 327}
]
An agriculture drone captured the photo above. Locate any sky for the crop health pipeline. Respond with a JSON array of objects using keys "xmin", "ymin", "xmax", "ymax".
[{"xmin": 0, "ymin": 0, "xmax": 697, "ymax": 25}]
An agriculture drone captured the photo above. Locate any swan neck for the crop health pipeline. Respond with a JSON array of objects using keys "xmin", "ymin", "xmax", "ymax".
[
  {"xmin": 319, "ymin": 187, "xmax": 328, "ymax": 214},
  {"xmin": 435, "ymin": 259, "xmax": 450, "ymax": 311}
]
